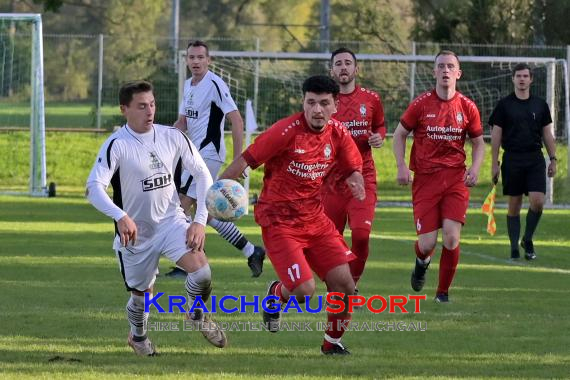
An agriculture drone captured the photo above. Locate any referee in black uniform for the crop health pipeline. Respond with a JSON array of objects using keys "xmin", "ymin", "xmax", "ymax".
[{"xmin": 489, "ymin": 63, "xmax": 557, "ymax": 260}]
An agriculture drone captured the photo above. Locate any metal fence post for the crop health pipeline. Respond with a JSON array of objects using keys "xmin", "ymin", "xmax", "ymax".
[
  {"xmin": 567, "ymin": 46, "xmax": 570, "ymax": 176},
  {"xmin": 409, "ymin": 41, "xmax": 416, "ymax": 102},
  {"xmin": 253, "ymin": 38, "xmax": 260, "ymax": 115},
  {"xmin": 96, "ymin": 34, "xmax": 103, "ymax": 129},
  {"xmin": 546, "ymin": 61, "xmax": 556, "ymax": 205}
]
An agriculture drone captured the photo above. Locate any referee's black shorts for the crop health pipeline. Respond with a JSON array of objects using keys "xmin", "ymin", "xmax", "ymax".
[{"xmin": 501, "ymin": 151, "xmax": 546, "ymax": 196}]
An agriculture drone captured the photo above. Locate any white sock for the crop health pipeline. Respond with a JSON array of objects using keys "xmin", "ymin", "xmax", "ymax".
[
  {"xmin": 418, "ymin": 256, "xmax": 431, "ymax": 265},
  {"xmin": 126, "ymin": 294, "xmax": 148, "ymax": 337},
  {"xmin": 185, "ymin": 265, "xmax": 212, "ymax": 320},
  {"xmin": 242, "ymin": 242, "xmax": 254, "ymax": 257},
  {"xmin": 324, "ymin": 334, "xmax": 341, "ymax": 344}
]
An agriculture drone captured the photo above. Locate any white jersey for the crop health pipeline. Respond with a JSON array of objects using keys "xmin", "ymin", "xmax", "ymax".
[
  {"xmin": 178, "ymin": 70, "xmax": 238, "ymax": 163},
  {"xmin": 86, "ymin": 124, "xmax": 212, "ymax": 250}
]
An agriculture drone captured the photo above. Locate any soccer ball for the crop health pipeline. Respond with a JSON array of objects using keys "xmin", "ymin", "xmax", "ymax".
[{"xmin": 206, "ymin": 179, "xmax": 248, "ymax": 221}]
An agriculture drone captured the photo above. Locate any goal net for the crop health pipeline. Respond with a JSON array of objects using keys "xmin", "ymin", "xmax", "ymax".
[{"xmin": 0, "ymin": 13, "xmax": 48, "ymax": 196}]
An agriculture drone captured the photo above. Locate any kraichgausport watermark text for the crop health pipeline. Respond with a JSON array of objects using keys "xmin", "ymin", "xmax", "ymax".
[{"xmin": 144, "ymin": 292, "xmax": 427, "ymax": 314}]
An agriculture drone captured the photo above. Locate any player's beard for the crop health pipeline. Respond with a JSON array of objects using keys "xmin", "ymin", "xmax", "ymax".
[
  {"xmin": 337, "ymin": 72, "xmax": 355, "ymax": 85},
  {"xmin": 308, "ymin": 120, "xmax": 326, "ymax": 132}
]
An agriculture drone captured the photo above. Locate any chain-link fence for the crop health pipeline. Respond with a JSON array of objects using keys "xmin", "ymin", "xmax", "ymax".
[{"xmin": 0, "ymin": 30, "xmax": 568, "ymax": 140}]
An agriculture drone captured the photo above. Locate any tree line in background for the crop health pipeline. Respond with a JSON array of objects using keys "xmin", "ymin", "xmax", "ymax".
[
  {"xmin": 7, "ymin": 0, "xmax": 566, "ymax": 46},
  {"xmin": 1, "ymin": 0, "xmax": 569, "ymax": 124}
]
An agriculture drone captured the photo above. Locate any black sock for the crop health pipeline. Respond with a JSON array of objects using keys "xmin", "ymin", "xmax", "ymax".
[
  {"xmin": 523, "ymin": 208, "xmax": 543, "ymax": 242},
  {"xmin": 506, "ymin": 215, "xmax": 520, "ymax": 252},
  {"xmin": 208, "ymin": 219, "xmax": 249, "ymax": 250}
]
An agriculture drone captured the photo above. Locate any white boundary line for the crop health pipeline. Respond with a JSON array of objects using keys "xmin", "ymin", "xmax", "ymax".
[{"xmin": 376, "ymin": 234, "xmax": 570, "ymax": 275}]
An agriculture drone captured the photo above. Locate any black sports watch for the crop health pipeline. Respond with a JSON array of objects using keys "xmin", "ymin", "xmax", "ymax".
[{"xmin": 549, "ymin": 156, "xmax": 557, "ymax": 161}]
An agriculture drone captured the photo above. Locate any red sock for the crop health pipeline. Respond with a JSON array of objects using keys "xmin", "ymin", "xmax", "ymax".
[
  {"xmin": 437, "ymin": 245, "xmax": 460, "ymax": 294},
  {"xmin": 415, "ymin": 240, "xmax": 434, "ymax": 261},
  {"xmin": 349, "ymin": 228, "xmax": 370, "ymax": 284},
  {"xmin": 322, "ymin": 312, "xmax": 352, "ymax": 350},
  {"xmin": 271, "ymin": 281, "xmax": 288, "ymax": 303}
]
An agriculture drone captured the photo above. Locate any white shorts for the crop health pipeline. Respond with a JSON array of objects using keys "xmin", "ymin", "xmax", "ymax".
[
  {"xmin": 116, "ymin": 216, "xmax": 191, "ymax": 292},
  {"xmin": 179, "ymin": 158, "xmax": 223, "ymax": 199}
]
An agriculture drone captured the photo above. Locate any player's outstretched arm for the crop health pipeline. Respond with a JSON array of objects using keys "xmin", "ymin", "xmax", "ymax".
[
  {"xmin": 345, "ymin": 171, "xmax": 365, "ymax": 201},
  {"xmin": 86, "ymin": 182, "xmax": 135, "ymax": 246},
  {"xmin": 542, "ymin": 123, "xmax": 557, "ymax": 177},
  {"xmin": 368, "ymin": 132, "xmax": 384, "ymax": 148},
  {"xmin": 117, "ymin": 214, "xmax": 137, "ymax": 247},
  {"xmin": 85, "ymin": 182, "xmax": 126, "ymax": 221},
  {"xmin": 173, "ymin": 114, "xmax": 187, "ymax": 132},
  {"xmin": 392, "ymin": 123, "xmax": 412, "ymax": 185},
  {"xmin": 227, "ymin": 110, "xmax": 245, "ymax": 159},
  {"xmin": 178, "ymin": 134, "xmax": 213, "ymax": 226},
  {"xmin": 186, "ymin": 222, "xmax": 206, "ymax": 252},
  {"xmin": 490, "ymin": 124, "xmax": 502, "ymax": 183},
  {"xmin": 465, "ymin": 135, "xmax": 485, "ymax": 187},
  {"xmin": 219, "ymin": 155, "xmax": 249, "ymax": 180}
]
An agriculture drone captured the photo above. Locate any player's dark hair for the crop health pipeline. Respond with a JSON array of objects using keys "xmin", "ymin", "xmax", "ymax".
[
  {"xmin": 330, "ymin": 47, "xmax": 357, "ymax": 67},
  {"xmin": 512, "ymin": 63, "xmax": 533, "ymax": 78},
  {"xmin": 302, "ymin": 75, "xmax": 340, "ymax": 97},
  {"xmin": 119, "ymin": 80, "xmax": 153, "ymax": 106},
  {"xmin": 187, "ymin": 40, "xmax": 210, "ymax": 56},
  {"xmin": 435, "ymin": 49, "xmax": 460, "ymax": 66}
]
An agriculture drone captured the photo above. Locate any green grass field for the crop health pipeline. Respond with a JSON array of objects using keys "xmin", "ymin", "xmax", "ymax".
[
  {"xmin": 0, "ymin": 195, "xmax": 569, "ymax": 379},
  {"xmin": 0, "ymin": 102, "xmax": 121, "ymax": 129},
  {"xmin": 1, "ymin": 131, "xmax": 569, "ymax": 203}
]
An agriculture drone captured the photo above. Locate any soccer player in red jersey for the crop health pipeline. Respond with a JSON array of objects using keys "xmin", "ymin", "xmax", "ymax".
[
  {"xmin": 220, "ymin": 75, "xmax": 365, "ymax": 355},
  {"xmin": 392, "ymin": 50, "xmax": 485, "ymax": 303},
  {"xmin": 323, "ymin": 47, "xmax": 386, "ymax": 293}
]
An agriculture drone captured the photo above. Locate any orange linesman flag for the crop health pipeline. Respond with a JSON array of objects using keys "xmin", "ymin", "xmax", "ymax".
[{"xmin": 481, "ymin": 185, "xmax": 497, "ymax": 235}]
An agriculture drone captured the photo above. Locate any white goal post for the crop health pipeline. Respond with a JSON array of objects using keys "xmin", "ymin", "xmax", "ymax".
[
  {"xmin": 207, "ymin": 51, "xmax": 564, "ymax": 126},
  {"xmin": 0, "ymin": 13, "xmax": 47, "ymax": 196}
]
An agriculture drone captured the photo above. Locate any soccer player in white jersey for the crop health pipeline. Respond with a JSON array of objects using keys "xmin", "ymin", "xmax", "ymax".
[
  {"xmin": 173, "ymin": 40, "xmax": 265, "ymax": 278},
  {"xmin": 86, "ymin": 80, "xmax": 227, "ymax": 356}
]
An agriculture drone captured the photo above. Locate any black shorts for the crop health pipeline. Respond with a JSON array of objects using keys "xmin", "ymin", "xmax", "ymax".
[{"xmin": 501, "ymin": 152, "xmax": 546, "ymax": 196}]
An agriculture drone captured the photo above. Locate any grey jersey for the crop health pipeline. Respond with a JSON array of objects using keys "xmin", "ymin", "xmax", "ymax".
[{"xmin": 86, "ymin": 124, "xmax": 212, "ymax": 249}]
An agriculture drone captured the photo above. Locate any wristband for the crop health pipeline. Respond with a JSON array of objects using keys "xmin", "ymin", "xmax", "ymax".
[{"xmin": 550, "ymin": 156, "xmax": 557, "ymax": 161}]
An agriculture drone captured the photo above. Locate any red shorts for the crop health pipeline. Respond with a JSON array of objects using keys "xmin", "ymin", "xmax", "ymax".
[
  {"xmin": 261, "ymin": 213, "xmax": 355, "ymax": 291},
  {"xmin": 322, "ymin": 183, "xmax": 377, "ymax": 233},
  {"xmin": 412, "ymin": 167, "xmax": 469, "ymax": 235}
]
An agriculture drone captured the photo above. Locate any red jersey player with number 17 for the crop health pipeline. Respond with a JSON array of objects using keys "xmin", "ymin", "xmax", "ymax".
[
  {"xmin": 323, "ymin": 47, "xmax": 386, "ymax": 293},
  {"xmin": 220, "ymin": 75, "xmax": 365, "ymax": 355},
  {"xmin": 392, "ymin": 50, "xmax": 485, "ymax": 303}
]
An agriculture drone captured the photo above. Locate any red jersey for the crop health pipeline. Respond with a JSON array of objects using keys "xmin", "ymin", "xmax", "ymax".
[
  {"xmin": 242, "ymin": 112, "xmax": 363, "ymax": 227},
  {"xmin": 323, "ymin": 86, "xmax": 385, "ymax": 195},
  {"xmin": 400, "ymin": 89, "xmax": 483, "ymax": 174}
]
